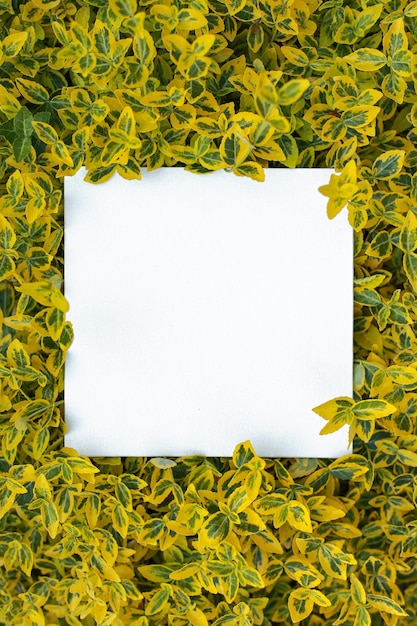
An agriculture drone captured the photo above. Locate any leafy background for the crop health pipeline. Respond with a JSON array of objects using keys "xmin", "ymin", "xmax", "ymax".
[{"xmin": 1, "ymin": 0, "xmax": 417, "ymax": 624}]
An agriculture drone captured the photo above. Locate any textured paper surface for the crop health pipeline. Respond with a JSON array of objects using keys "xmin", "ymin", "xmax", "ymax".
[{"xmin": 64, "ymin": 168, "xmax": 352, "ymax": 457}]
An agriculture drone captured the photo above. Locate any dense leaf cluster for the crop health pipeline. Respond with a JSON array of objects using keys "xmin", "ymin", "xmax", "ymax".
[{"xmin": 1, "ymin": 0, "xmax": 417, "ymax": 624}]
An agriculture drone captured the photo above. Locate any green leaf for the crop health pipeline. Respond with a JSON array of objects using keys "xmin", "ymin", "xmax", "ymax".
[
  {"xmin": 0, "ymin": 255, "xmax": 15, "ymax": 281},
  {"xmin": 178, "ymin": 8, "xmax": 208, "ymax": 30},
  {"xmin": 13, "ymin": 136, "xmax": 32, "ymax": 163},
  {"xmin": 85, "ymin": 494, "xmax": 101, "ymax": 529},
  {"xmin": 405, "ymin": 0, "xmax": 417, "ymax": 16},
  {"xmin": 356, "ymin": 5, "xmax": 383, "ymax": 32},
  {"xmin": 351, "ymin": 574, "xmax": 367, "ymax": 605},
  {"xmin": 400, "ymin": 212, "xmax": 417, "ymax": 252},
  {"xmin": 206, "ymin": 560, "xmax": 234, "ymax": 577},
  {"xmin": 382, "ymin": 71, "xmax": 407, "ymax": 104},
  {"xmin": 32, "ymin": 427, "xmax": 50, "ymax": 460},
  {"xmin": 16, "ymin": 399, "xmax": 50, "ymax": 421},
  {"xmin": 0, "ymin": 480, "xmax": 25, "ymax": 518},
  {"xmin": 52, "ymin": 141, "xmax": 74, "ymax": 167},
  {"xmin": 40, "ymin": 500, "xmax": 60, "ymax": 539},
  {"xmin": 1, "ymin": 31, "xmax": 27, "ymax": 58},
  {"xmin": 276, "ymin": 79, "xmax": 309, "ymax": 106},
  {"xmin": 145, "ymin": 584, "xmax": 170, "ymax": 617},
  {"xmin": 288, "ymin": 589, "xmax": 315, "ymax": 623},
  {"xmin": 199, "ymin": 512, "xmax": 230, "ymax": 548},
  {"xmin": 220, "ymin": 128, "xmax": 252, "ymax": 167},
  {"xmin": 397, "ymin": 449, "xmax": 417, "ymax": 467},
  {"xmin": 12, "ymin": 107, "xmax": 33, "ymax": 161},
  {"xmin": 275, "ymin": 134, "xmax": 298, "ymax": 168},
  {"xmin": 391, "ymin": 49, "xmax": 412, "ymax": 77},
  {"xmin": 16, "ymin": 281, "xmax": 69, "ymax": 312},
  {"xmin": 238, "ymin": 566, "xmax": 264, "ymax": 588},
  {"xmin": 284, "ymin": 557, "xmax": 323, "ymax": 587},
  {"xmin": 328, "ymin": 455, "xmax": 370, "ymax": 480},
  {"xmin": 287, "ymin": 502, "xmax": 312, "ymax": 533},
  {"xmin": 383, "ymin": 17, "xmax": 408, "ymax": 58},
  {"xmin": 16, "ymin": 78, "xmax": 49, "ymax": 105},
  {"xmin": 45, "ymin": 307, "xmax": 65, "ymax": 341},
  {"xmin": 344, "ymin": 48, "xmax": 387, "ymax": 71},
  {"xmin": 342, "ymin": 106, "xmax": 379, "ymax": 128},
  {"xmin": 354, "ymin": 606, "xmax": 371, "ymax": 626},
  {"xmin": 321, "ymin": 117, "xmax": 345, "ymax": 142},
  {"xmin": 139, "ymin": 518, "xmax": 165, "ymax": 545},
  {"xmin": 354, "ymin": 288, "xmax": 382, "ymax": 307},
  {"xmin": 55, "ymin": 485, "xmax": 76, "ymax": 522},
  {"xmin": 32, "ymin": 121, "xmax": 59, "ymax": 145},
  {"xmin": 84, "ymin": 165, "xmax": 116, "ymax": 184},
  {"xmin": 7, "ymin": 338, "xmax": 30, "ymax": 368},
  {"xmin": 365, "ymin": 231, "xmax": 392, "ymax": 258},
  {"xmin": 138, "ymin": 564, "xmax": 173, "ymax": 583},
  {"xmin": 403, "ymin": 252, "xmax": 417, "ymax": 292},
  {"xmin": 234, "ymin": 161, "xmax": 264, "ymax": 181},
  {"xmin": 66, "ymin": 456, "xmax": 99, "ymax": 475},
  {"xmin": 0, "ymin": 118, "xmax": 16, "ymax": 143},
  {"xmin": 373, "ymin": 150, "xmax": 405, "ymax": 180},
  {"xmin": 318, "ymin": 542, "xmax": 356, "ymax": 580},
  {"xmin": 247, "ymin": 22, "xmax": 264, "ymax": 53},
  {"xmin": 352, "ymin": 399, "xmax": 396, "ymax": 420},
  {"xmin": 0, "ymin": 213, "xmax": 16, "ymax": 250},
  {"xmin": 111, "ymin": 502, "xmax": 130, "ymax": 538},
  {"xmin": 281, "ymin": 46, "xmax": 309, "ymax": 67},
  {"xmin": 19, "ymin": 543, "xmax": 33, "ymax": 577}
]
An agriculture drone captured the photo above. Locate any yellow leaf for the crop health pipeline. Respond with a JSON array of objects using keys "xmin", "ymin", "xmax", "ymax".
[
  {"xmin": 0, "ymin": 213, "xmax": 17, "ymax": 250},
  {"xmin": 319, "ymin": 159, "xmax": 358, "ymax": 219},
  {"xmin": 287, "ymin": 501, "xmax": 312, "ymax": 533},
  {"xmin": 288, "ymin": 588, "xmax": 315, "ymax": 623},
  {"xmin": 312, "ymin": 397, "xmax": 355, "ymax": 421},
  {"xmin": 190, "ymin": 33, "xmax": 215, "ymax": 57},
  {"xmin": 16, "ymin": 281, "xmax": 69, "ymax": 312},
  {"xmin": 0, "ymin": 84, "xmax": 20, "ymax": 118},
  {"xmin": 2, "ymin": 31, "xmax": 28, "ymax": 58},
  {"xmin": 344, "ymin": 48, "xmax": 387, "ymax": 71}
]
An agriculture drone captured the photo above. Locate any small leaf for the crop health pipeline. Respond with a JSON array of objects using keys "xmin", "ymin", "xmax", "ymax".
[
  {"xmin": 403, "ymin": 252, "xmax": 417, "ymax": 292},
  {"xmin": 145, "ymin": 584, "xmax": 170, "ymax": 617},
  {"xmin": 16, "ymin": 281, "xmax": 69, "ymax": 312},
  {"xmin": 288, "ymin": 589, "xmax": 314, "ymax": 622},
  {"xmin": 372, "ymin": 150, "xmax": 405, "ymax": 180},
  {"xmin": 0, "ymin": 213, "xmax": 16, "ymax": 250},
  {"xmin": 400, "ymin": 212, "xmax": 417, "ymax": 252},
  {"xmin": 199, "ymin": 512, "xmax": 230, "ymax": 548},
  {"xmin": 287, "ymin": 502, "xmax": 312, "ymax": 532},
  {"xmin": 16, "ymin": 78, "xmax": 49, "ymax": 105},
  {"xmin": 351, "ymin": 574, "xmax": 367, "ymax": 605},
  {"xmin": 344, "ymin": 48, "xmax": 387, "ymax": 71},
  {"xmin": 234, "ymin": 161, "xmax": 264, "ymax": 181},
  {"xmin": 109, "ymin": 0, "xmax": 137, "ymax": 17},
  {"xmin": 277, "ymin": 79, "xmax": 309, "ymax": 106},
  {"xmin": 32, "ymin": 121, "xmax": 59, "ymax": 145},
  {"xmin": 319, "ymin": 542, "xmax": 356, "ymax": 580},
  {"xmin": 352, "ymin": 399, "xmax": 397, "ymax": 420},
  {"xmin": 2, "ymin": 31, "xmax": 27, "ymax": 58},
  {"xmin": 220, "ymin": 128, "xmax": 252, "ymax": 167},
  {"xmin": 19, "ymin": 543, "xmax": 33, "ymax": 577}
]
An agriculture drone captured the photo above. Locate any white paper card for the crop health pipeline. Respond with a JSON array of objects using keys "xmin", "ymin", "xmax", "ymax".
[{"xmin": 64, "ymin": 168, "xmax": 351, "ymax": 458}]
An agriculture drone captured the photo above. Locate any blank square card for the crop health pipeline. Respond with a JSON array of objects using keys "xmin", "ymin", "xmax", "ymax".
[{"xmin": 64, "ymin": 168, "xmax": 352, "ymax": 458}]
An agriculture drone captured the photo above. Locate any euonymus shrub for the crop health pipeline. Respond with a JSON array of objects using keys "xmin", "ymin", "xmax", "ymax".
[{"xmin": 1, "ymin": 0, "xmax": 417, "ymax": 624}]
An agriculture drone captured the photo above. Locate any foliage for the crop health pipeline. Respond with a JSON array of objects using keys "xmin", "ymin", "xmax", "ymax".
[{"xmin": 1, "ymin": 0, "xmax": 417, "ymax": 624}]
